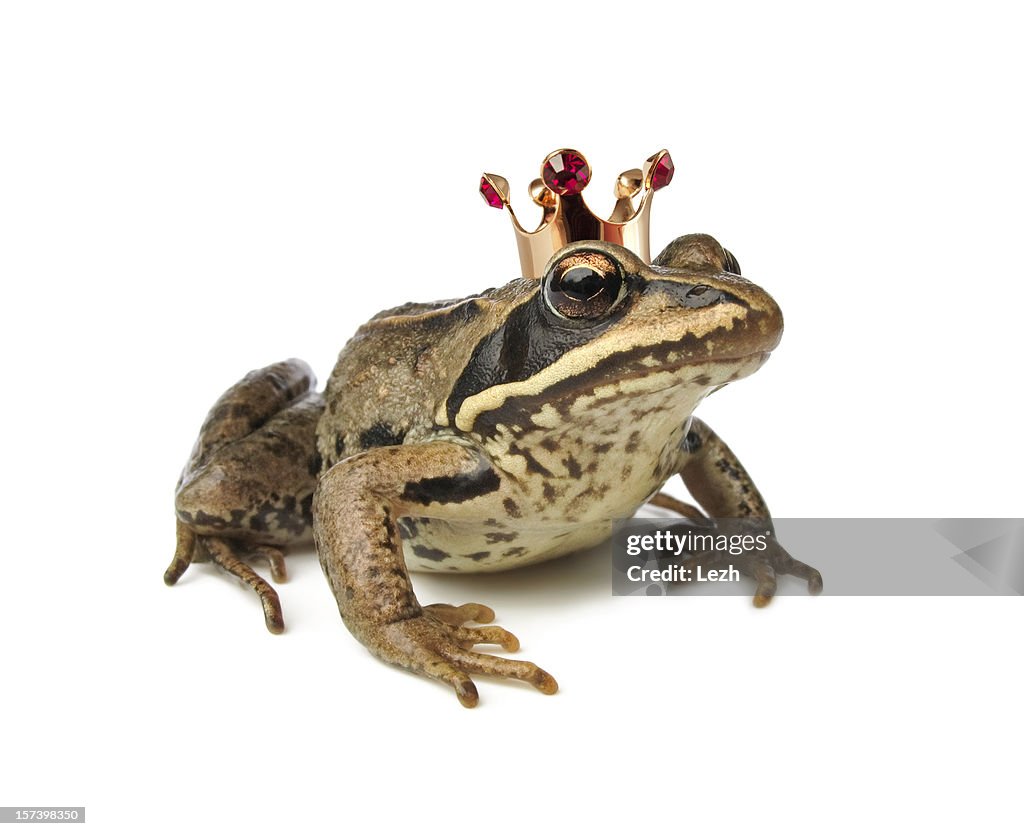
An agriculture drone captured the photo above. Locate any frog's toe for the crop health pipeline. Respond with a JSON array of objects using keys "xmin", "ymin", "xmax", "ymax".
[
  {"xmin": 377, "ymin": 616, "xmax": 556, "ymax": 707},
  {"xmin": 419, "ymin": 655, "xmax": 479, "ymax": 708},
  {"xmin": 742, "ymin": 542, "xmax": 823, "ymax": 606},
  {"xmin": 444, "ymin": 646, "xmax": 558, "ymax": 696},
  {"xmin": 777, "ymin": 553, "xmax": 824, "ymax": 595},
  {"xmin": 422, "ymin": 602, "xmax": 496, "ymax": 627},
  {"xmin": 250, "ymin": 545, "xmax": 288, "ymax": 583},
  {"xmin": 451, "ymin": 625, "xmax": 520, "ymax": 652},
  {"xmin": 423, "ymin": 602, "xmax": 517, "ymax": 647},
  {"xmin": 164, "ymin": 520, "xmax": 197, "ymax": 586},
  {"xmin": 207, "ymin": 539, "xmax": 285, "ymax": 633},
  {"xmin": 419, "ymin": 656, "xmax": 481, "ymax": 708},
  {"xmin": 165, "ymin": 518, "xmax": 291, "ymax": 633},
  {"xmin": 750, "ymin": 561, "xmax": 779, "ymax": 607}
]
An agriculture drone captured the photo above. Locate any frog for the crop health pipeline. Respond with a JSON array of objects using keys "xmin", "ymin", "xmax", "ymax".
[{"xmin": 165, "ymin": 233, "xmax": 822, "ymax": 707}]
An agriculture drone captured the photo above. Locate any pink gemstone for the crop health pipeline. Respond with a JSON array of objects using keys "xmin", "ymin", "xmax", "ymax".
[
  {"xmin": 542, "ymin": 150, "xmax": 590, "ymax": 195},
  {"xmin": 650, "ymin": 153, "xmax": 674, "ymax": 191},
  {"xmin": 479, "ymin": 177, "xmax": 504, "ymax": 209}
]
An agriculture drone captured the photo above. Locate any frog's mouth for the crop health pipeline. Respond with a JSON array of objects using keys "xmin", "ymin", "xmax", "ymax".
[
  {"xmin": 465, "ymin": 350, "xmax": 773, "ymax": 438},
  {"xmin": 449, "ymin": 300, "xmax": 777, "ymax": 432},
  {"xmin": 595, "ymin": 350, "xmax": 773, "ymax": 398}
]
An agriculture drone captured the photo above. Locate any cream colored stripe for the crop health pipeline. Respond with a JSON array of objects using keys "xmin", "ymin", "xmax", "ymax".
[{"xmin": 450, "ymin": 312, "xmax": 739, "ymax": 432}]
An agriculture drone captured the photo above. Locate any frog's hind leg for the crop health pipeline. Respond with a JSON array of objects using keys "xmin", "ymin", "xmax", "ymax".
[
  {"xmin": 165, "ymin": 522, "xmax": 288, "ymax": 632},
  {"xmin": 166, "ymin": 359, "xmax": 324, "ymax": 632},
  {"xmin": 675, "ymin": 417, "xmax": 823, "ymax": 604},
  {"xmin": 180, "ymin": 358, "xmax": 317, "ymax": 476}
]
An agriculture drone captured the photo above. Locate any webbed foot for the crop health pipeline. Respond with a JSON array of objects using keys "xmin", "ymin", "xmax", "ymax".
[
  {"xmin": 677, "ymin": 518, "xmax": 823, "ymax": 606},
  {"xmin": 369, "ymin": 604, "xmax": 558, "ymax": 708}
]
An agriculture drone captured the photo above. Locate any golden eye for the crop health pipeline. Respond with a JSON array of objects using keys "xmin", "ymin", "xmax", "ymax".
[{"xmin": 544, "ymin": 252, "xmax": 625, "ymax": 319}]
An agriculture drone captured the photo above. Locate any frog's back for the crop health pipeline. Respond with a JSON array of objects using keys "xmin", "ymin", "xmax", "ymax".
[{"xmin": 315, "ymin": 281, "xmax": 533, "ymax": 472}]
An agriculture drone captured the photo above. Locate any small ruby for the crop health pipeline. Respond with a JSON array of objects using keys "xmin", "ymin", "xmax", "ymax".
[
  {"xmin": 542, "ymin": 150, "xmax": 590, "ymax": 196},
  {"xmin": 479, "ymin": 177, "xmax": 504, "ymax": 208},
  {"xmin": 650, "ymin": 153, "xmax": 674, "ymax": 191}
]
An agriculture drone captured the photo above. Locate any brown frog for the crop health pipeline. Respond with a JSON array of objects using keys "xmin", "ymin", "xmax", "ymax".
[{"xmin": 165, "ymin": 151, "xmax": 822, "ymax": 707}]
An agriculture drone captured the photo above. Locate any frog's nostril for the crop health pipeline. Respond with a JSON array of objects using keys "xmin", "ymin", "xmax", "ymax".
[{"xmin": 686, "ymin": 285, "xmax": 711, "ymax": 298}]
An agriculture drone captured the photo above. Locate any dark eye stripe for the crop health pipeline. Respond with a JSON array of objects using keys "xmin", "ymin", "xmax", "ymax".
[
  {"xmin": 444, "ymin": 274, "xmax": 744, "ymax": 430},
  {"xmin": 445, "ymin": 287, "xmax": 622, "ymax": 426}
]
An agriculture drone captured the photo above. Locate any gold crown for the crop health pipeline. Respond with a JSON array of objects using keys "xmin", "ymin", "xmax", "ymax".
[{"xmin": 480, "ymin": 148, "xmax": 674, "ymax": 279}]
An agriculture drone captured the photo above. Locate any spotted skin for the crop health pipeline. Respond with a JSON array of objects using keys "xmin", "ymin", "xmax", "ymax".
[{"xmin": 166, "ymin": 234, "xmax": 821, "ymax": 706}]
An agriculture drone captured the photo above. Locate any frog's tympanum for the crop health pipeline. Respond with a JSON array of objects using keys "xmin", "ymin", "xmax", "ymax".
[{"xmin": 166, "ymin": 150, "xmax": 822, "ymax": 707}]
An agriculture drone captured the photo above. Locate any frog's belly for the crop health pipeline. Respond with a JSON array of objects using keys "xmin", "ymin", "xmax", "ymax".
[
  {"xmin": 399, "ymin": 374, "xmax": 708, "ymax": 571},
  {"xmin": 399, "ymin": 517, "xmax": 620, "ymax": 573}
]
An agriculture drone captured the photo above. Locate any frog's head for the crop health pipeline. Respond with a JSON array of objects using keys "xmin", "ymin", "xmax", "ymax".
[{"xmin": 446, "ymin": 235, "xmax": 782, "ymax": 436}]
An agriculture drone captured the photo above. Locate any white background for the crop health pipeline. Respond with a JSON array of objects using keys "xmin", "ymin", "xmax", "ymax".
[{"xmin": 2, "ymin": 2, "xmax": 1021, "ymax": 833}]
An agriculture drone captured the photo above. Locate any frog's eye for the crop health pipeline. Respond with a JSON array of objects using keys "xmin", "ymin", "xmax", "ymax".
[{"xmin": 543, "ymin": 252, "xmax": 626, "ymax": 320}]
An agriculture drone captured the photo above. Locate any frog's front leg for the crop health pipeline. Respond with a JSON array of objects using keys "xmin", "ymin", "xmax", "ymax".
[
  {"xmin": 674, "ymin": 417, "xmax": 823, "ymax": 605},
  {"xmin": 314, "ymin": 442, "xmax": 558, "ymax": 708}
]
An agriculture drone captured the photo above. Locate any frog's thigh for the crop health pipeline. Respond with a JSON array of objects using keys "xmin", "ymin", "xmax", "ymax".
[
  {"xmin": 174, "ymin": 391, "xmax": 323, "ymax": 546},
  {"xmin": 314, "ymin": 442, "xmax": 556, "ymax": 706},
  {"xmin": 182, "ymin": 358, "xmax": 317, "ymax": 474}
]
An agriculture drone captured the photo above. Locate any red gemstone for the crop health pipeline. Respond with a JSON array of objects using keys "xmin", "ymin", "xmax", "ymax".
[
  {"xmin": 542, "ymin": 150, "xmax": 590, "ymax": 195},
  {"xmin": 650, "ymin": 153, "xmax": 674, "ymax": 191},
  {"xmin": 479, "ymin": 176, "xmax": 504, "ymax": 209}
]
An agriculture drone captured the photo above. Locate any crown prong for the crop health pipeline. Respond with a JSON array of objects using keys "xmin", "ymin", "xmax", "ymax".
[
  {"xmin": 609, "ymin": 168, "xmax": 644, "ymax": 222},
  {"xmin": 541, "ymin": 149, "xmax": 591, "ymax": 196},
  {"xmin": 479, "ymin": 173, "xmax": 510, "ymax": 208},
  {"xmin": 643, "ymin": 149, "xmax": 675, "ymax": 191},
  {"xmin": 615, "ymin": 169, "xmax": 643, "ymax": 200},
  {"xmin": 529, "ymin": 178, "xmax": 557, "ymax": 209}
]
